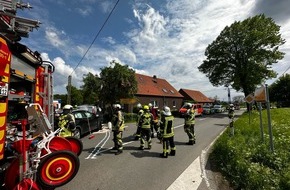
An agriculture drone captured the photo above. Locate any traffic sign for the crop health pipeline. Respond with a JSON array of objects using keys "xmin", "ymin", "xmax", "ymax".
[{"xmin": 244, "ymin": 94, "xmax": 254, "ymax": 103}]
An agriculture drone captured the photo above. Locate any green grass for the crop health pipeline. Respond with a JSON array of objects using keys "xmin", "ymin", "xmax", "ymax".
[{"xmin": 210, "ymin": 108, "xmax": 290, "ymax": 190}]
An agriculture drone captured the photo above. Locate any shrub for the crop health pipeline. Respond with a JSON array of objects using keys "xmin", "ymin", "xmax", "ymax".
[{"xmin": 124, "ymin": 112, "xmax": 137, "ymax": 123}]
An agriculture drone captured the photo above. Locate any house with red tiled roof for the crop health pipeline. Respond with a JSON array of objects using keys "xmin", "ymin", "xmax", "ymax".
[
  {"xmin": 179, "ymin": 88, "xmax": 214, "ymax": 104},
  {"xmin": 133, "ymin": 73, "xmax": 184, "ymax": 111}
]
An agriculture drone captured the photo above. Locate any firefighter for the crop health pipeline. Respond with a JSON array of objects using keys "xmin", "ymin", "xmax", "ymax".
[
  {"xmin": 58, "ymin": 104, "xmax": 76, "ymax": 137},
  {"xmin": 134, "ymin": 103, "xmax": 143, "ymax": 140},
  {"xmin": 228, "ymin": 104, "xmax": 235, "ymax": 119},
  {"xmin": 148, "ymin": 103, "xmax": 159, "ymax": 138},
  {"xmin": 139, "ymin": 105, "xmax": 154, "ymax": 150},
  {"xmin": 111, "ymin": 104, "xmax": 125, "ymax": 155},
  {"xmin": 184, "ymin": 103, "xmax": 196, "ymax": 145},
  {"xmin": 159, "ymin": 106, "xmax": 176, "ymax": 158}
]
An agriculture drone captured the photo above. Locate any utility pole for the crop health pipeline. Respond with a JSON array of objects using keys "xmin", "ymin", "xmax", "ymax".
[
  {"xmin": 67, "ymin": 75, "xmax": 71, "ymax": 105},
  {"xmin": 228, "ymin": 87, "xmax": 231, "ymax": 104}
]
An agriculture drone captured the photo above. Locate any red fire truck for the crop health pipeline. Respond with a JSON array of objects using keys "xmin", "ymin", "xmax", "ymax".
[{"xmin": 0, "ymin": 1, "xmax": 81, "ymax": 189}]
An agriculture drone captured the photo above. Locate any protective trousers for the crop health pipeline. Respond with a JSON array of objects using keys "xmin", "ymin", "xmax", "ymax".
[
  {"xmin": 162, "ymin": 136, "xmax": 176, "ymax": 157},
  {"xmin": 113, "ymin": 130, "xmax": 123, "ymax": 151},
  {"xmin": 184, "ymin": 124, "xmax": 195, "ymax": 144},
  {"xmin": 140, "ymin": 128, "xmax": 152, "ymax": 149},
  {"xmin": 151, "ymin": 121, "xmax": 159, "ymax": 137}
]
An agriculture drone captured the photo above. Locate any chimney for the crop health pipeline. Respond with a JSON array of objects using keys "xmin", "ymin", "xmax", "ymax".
[{"xmin": 152, "ymin": 75, "xmax": 157, "ymax": 83}]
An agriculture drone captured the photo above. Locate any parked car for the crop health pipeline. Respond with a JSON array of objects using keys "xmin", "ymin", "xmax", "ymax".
[
  {"xmin": 71, "ymin": 109, "xmax": 103, "ymax": 139},
  {"xmin": 234, "ymin": 104, "xmax": 240, "ymax": 110},
  {"xmin": 202, "ymin": 105, "xmax": 215, "ymax": 115},
  {"xmin": 213, "ymin": 105, "xmax": 225, "ymax": 113},
  {"xmin": 179, "ymin": 103, "xmax": 203, "ymax": 117},
  {"xmin": 76, "ymin": 104, "xmax": 100, "ymax": 114}
]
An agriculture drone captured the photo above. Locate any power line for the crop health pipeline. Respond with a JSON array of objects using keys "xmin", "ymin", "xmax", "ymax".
[
  {"xmin": 268, "ymin": 63, "xmax": 290, "ymax": 85},
  {"xmin": 70, "ymin": 0, "xmax": 120, "ymax": 76}
]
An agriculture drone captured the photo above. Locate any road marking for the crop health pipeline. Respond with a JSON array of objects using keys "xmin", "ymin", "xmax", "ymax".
[
  {"xmin": 167, "ymin": 156, "xmax": 202, "ymax": 190},
  {"xmin": 85, "ymin": 131, "xmax": 110, "ymax": 159}
]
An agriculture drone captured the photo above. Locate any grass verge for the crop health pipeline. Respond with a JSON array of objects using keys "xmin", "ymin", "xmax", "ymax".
[{"xmin": 209, "ymin": 108, "xmax": 290, "ymax": 190}]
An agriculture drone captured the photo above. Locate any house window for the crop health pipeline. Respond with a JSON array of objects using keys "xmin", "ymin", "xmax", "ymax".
[
  {"xmin": 173, "ymin": 100, "xmax": 176, "ymax": 108},
  {"xmin": 150, "ymin": 100, "xmax": 158, "ymax": 108}
]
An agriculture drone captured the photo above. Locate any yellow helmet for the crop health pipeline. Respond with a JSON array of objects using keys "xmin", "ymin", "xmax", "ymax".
[{"xmin": 143, "ymin": 105, "xmax": 149, "ymax": 110}]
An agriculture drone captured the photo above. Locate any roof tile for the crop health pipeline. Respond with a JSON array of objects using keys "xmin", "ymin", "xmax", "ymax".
[{"xmin": 135, "ymin": 73, "xmax": 183, "ymax": 98}]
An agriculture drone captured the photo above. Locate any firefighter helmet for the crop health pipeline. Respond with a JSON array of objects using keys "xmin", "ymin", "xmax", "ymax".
[
  {"xmin": 143, "ymin": 105, "xmax": 149, "ymax": 110},
  {"xmin": 63, "ymin": 105, "xmax": 73, "ymax": 110},
  {"xmin": 185, "ymin": 103, "xmax": 192, "ymax": 109},
  {"xmin": 137, "ymin": 103, "xmax": 142, "ymax": 108},
  {"xmin": 113, "ymin": 104, "xmax": 121, "ymax": 109},
  {"xmin": 163, "ymin": 106, "xmax": 171, "ymax": 116}
]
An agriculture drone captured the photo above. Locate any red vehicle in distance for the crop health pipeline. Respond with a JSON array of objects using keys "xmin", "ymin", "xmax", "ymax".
[{"xmin": 179, "ymin": 103, "xmax": 203, "ymax": 117}]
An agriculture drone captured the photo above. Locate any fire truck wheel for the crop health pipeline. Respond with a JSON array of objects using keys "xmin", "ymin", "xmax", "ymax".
[
  {"xmin": 37, "ymin": 150, "xmax": 80, "ymax": 188},
  {"xmin": 41, "ymin": 136, "xmax": 72, "ymax": 156},
  {"xmin": 65, "ymin": 136, "xmax": 83, "ymax": 156}
]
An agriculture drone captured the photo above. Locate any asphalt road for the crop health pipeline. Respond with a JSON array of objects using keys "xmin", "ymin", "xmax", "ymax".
[{"xmin": 58, "ymin": 110, "xmax": 243, "ymax": 190}]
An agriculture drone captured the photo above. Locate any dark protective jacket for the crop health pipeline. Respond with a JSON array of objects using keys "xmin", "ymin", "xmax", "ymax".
[{"xmin": 160, "ymin": 115, "xmax": 174, "ymax": 138}]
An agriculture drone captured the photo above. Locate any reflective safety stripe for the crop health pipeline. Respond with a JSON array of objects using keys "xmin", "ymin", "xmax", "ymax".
[
  {"xmin": 141, "ymin": 113, "xmax": 152, "ymax": 129},
  {"xmin": 162, "ymin": 116, "xmax": 174, "ymax": 138},
  {"xmin": 185, "ymin": 109, "xmax": 195, "ymax": 125}
]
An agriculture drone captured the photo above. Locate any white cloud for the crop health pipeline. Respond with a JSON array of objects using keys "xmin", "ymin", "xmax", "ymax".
[
  {"xmin": 76, "ymin": 6, "xmax": 93, "ymax": 16},
  {"xmin": 45, "ymin": 27, "xmax": 68, "ymax": 48},
  {"xmin": 36, "ymin": 0, "xmax": 289, "ymax": 101},
  {"xmin": 125, "ymin": 0, "xmax": 256, "ymax": 100},
  {"xmin": 100, "ymin": 1, "xmax": 115, "ymax": 13}
]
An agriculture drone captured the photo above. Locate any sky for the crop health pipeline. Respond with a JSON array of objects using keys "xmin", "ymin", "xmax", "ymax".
[{"xmin": 17, "ymin": 0, "xmax": 290, "ymax": 102}]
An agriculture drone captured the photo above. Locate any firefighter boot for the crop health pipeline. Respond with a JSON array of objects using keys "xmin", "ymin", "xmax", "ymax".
[
  {"xmin": 186, "ymin": 140, "xmax": 194, "ymax": 145},
  {"xmin": 160, "ymin": 152, "xmax": 168, "ymax": 158},
  {"xmin": 170, "ymin": 150, "xmax": 176, "ymax": 156},
  {"xmin": 115, "ymin": 150, "xmax": 123, "ymax": 155},
  {"xmin": 112, "ymin": 147, "xmax": 118, "ymax": 150}
]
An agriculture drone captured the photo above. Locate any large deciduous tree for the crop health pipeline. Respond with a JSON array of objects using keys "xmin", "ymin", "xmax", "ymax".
[
  {"xmin": 269, "ymin": 74, "xmax": 290, "ymax": 107},
  {"xmin": 99, "ymin": 61, "xmax": 137, "ymax": 105},
  {"xmin": 81, "ymin": 72, "xmax": 101, "ymax": 105},
  {"xmin": 198, "ymin": 14, "xmax": 285, "ymax": 97}
]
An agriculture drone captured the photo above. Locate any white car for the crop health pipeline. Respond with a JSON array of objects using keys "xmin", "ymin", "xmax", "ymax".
[{"xmin": 213, "ymin": 105, "xmax": 225, "ymax": 113}]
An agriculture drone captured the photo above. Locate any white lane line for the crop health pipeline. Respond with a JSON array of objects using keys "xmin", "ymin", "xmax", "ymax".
[
  {"xmin": 167, "ymin": 156, "xmax": 202, "ymax": 190},
  {"xmin": 200, "ymin": 125, "xmax": 227, "ymax": 190}
]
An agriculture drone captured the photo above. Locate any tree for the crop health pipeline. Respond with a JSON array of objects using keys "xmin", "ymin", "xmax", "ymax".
[
  {"xmin": 54, "ymin": 85, "xmax": 82, "ymax": 107},
  {"xmin": 269, "ymin": 74, "xmax": 290, "ymax": 107},
  {"xmin": 232, "ymin": 95, "xmax": 244, "ymax": 104},
  {"xmin": 70, "ymin": 86, "xmax": 83, "ymax": 107},
  {"xmin": 81, "ymin": 72, "xmax": 101, "ymax": 105},
  {"xmin": 198, "ymin": 14, "xmax": 285, "ymax": 98},
  {"xmin": 99, "ymin": 61, "xmax": 138, "ymax": 105},
  {"xmin": 54, "ymin": 94, "xmax": 66, "ymax": 107}
]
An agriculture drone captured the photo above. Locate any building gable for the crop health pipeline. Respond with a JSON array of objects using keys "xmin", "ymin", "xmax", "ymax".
[
  {"xmin": 179, "ymin": 88, "xmax": 213, "ymax": 103},
  {"xmin": 135, "ymin": 73, "xmax": 183, "ymax": 98}
]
